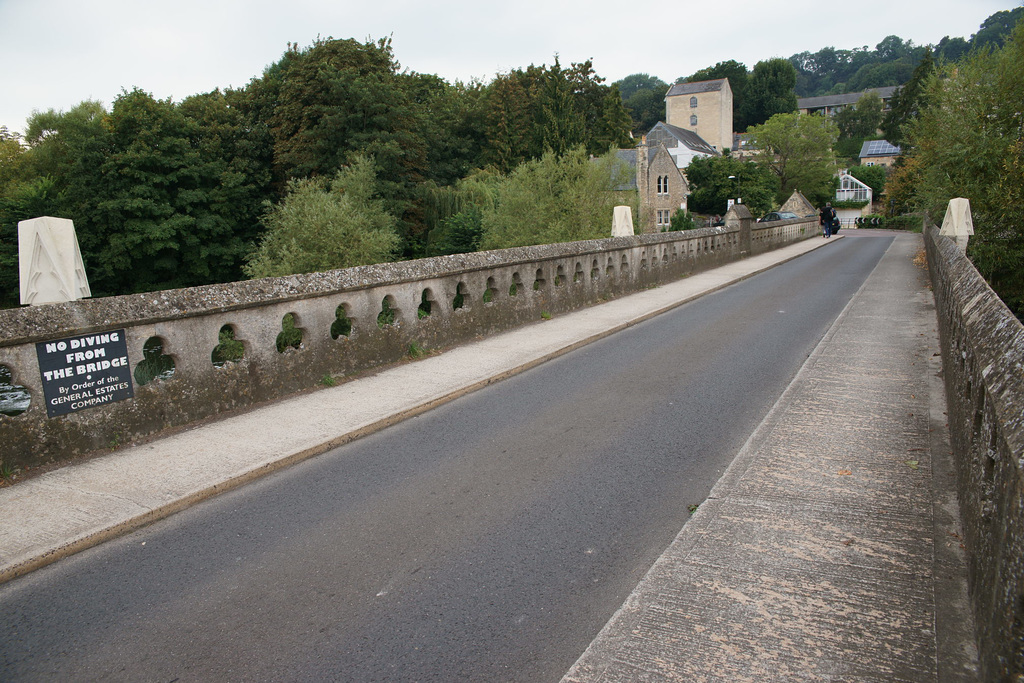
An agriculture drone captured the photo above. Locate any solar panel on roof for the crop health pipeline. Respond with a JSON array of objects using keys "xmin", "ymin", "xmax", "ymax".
[{"xmin": 865, "ymin": 140, "xmax": 900, "ymax": 155}]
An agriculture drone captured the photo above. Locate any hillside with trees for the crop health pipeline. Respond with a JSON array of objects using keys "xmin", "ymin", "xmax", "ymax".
[{"xmin": 0, "ymin": 39, "xmax": 633, "ymax": 305}]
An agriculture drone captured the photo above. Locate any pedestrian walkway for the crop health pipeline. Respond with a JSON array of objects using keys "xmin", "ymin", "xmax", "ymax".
[
  {"xmin": 0, "ymin": 235, "xmax": 832, "ymax": 584},
  {"xmin": 562, "ymin": 234, "xmax": 979, "ymax": 682}
]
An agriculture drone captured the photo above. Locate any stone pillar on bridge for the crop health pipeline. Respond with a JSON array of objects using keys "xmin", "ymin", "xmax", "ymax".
[
  {"xmin": 939, "ymin": 197, "xmax": 974, "ymax": 253},
  {"xmin": 725, "ymin": 203, "xmax": 753, "ymax": 255},
  {"xmin": 612, "ymin": 206, "xmax": 635, "ymax": 237},
  {"xmin": 18, "ymin": 216, "xmax": 92, "ymax": 306}
]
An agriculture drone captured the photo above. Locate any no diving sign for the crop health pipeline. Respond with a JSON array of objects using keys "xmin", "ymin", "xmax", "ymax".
[{"xmin": 36, "ymin": 329, "xmax": 135, "ymax": 417}]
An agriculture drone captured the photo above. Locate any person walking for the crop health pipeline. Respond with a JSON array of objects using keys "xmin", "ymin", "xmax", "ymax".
[{"xmin": 819, "ymin": 203, "xmax": 837, "ymax": 238}]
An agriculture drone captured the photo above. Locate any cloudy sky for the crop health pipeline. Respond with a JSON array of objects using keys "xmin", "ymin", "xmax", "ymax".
[{"xmin": 0, "ymin": 0, "xmax": 1018, "ymax": 134}]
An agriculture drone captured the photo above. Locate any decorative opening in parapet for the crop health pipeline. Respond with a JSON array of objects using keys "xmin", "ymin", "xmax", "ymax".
[
  {"xmin": 483, "ymin": 277, "xmax": 498, "ymax": 304},
  {"xmin": 331, "ymin": 304, "xmax": 353, "ymax": 339},
  {"xmin": 135, "ymin": 337, "xmax": 176, "ymax": 386},
  {"xmin": 554, "ymin": 265, "xmax": 566, "ymax": 286},
  {"xmin": 620, "ymin": 255, "xmax": 628, "ymax": 273},
  {"xmin": 452, "ymin": 282, "xmax": 469, "ymax": 311},
  {"xmin": 533, "ymin": 268, "xmax": 545, "ymax": 291},
  {"xmin": 418, "ymin": 289, "xmax": 434, "ymax": 319},
  {"xmin": 377, "ymin": 296, "xmax": 399, "ymax": 328},
  {"xmin": 276, "ymin": 313, "xmax": 304, "ymax": 352},
  {"xmin": 0, "ymin": 365, "xmax": 30, "ymax": 417},
  {"xmin": 591, "ymin": 259, "xmax": 600, "ymax": 280},
  {"xmin": 672, "ymin": 246, "xmax": 679, "ymax": 261},
  {"xmin": 606, "ymin": 257, "xmax": 615, "ymax": 278},
  {"xmin": 211, "ymin": 325, "xmax": 245, "ymax": 367},
  {"xmin": 509, "ymin": 272, "xmax": 522, "ymax": 297},
  {"xmin": 573, "ymin": 262, "xmax": 584, "ymax": 283},
  {"xmin": 640, "ymin": 258, "xmax": 648, "ymax": 270}
]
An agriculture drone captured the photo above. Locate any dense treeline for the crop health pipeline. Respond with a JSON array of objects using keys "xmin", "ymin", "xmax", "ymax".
[
  {"xmin": 617, "ymin": 7, "xmax": 1024, "ymax": 132},
  {"xmin": 792, "ymin": 7, "xmax": 1024, "ymax": 97},
  {"xmin": 0, "ymin": 38, "xmax": 632, "ymax": 306},
  {"xmin": 889, "ymin": 19, "xmax": 1024, "ymax": 318}
]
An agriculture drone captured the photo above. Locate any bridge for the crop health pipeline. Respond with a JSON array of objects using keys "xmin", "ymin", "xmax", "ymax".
[{"xmin": 0, "ymin": 210, "xmax": 1021, "ymax": 680}]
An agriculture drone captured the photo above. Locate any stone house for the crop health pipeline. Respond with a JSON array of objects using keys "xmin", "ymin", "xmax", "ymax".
[
  {"xmin": 859, "ymin": 139, "xmax": 901, "ymax": 167},
  {"xmin": 797, "ymin": 86, "xmax": 899, "ymax": 117},
  {"xmin": 779, "ymin": 191, "xmax": 816, "ymax": 218},
  {"xmin": 614, "ymin": 141, "xmax": 689, "ymax": 233},
  {"xmin": 665, "ymin": 78, "xmax": 734, "ymax": 153}
]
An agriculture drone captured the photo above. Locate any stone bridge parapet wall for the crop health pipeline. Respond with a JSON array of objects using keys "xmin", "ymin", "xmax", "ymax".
[
  {"xmin": 925, "ymin": 226, "xmax": 1024, "ymax": 680},
  {"xmin": 0, "ymin": 219, "xmax": 815, "ymax": 469}
]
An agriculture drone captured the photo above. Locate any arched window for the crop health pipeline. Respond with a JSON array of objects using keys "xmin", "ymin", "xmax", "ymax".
[
  {"xmin": 690, "ymin": 114, "xmax": 698, "ymax": 126},
  {"xmin": 690, "ymin": 96, "xmax": 698, "ymax": 108}
]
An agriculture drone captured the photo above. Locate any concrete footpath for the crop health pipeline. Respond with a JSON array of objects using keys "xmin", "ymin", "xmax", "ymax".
[
  {"xmin": 562, "ymin": 233, "xmax": 979, "ymax": 682},
  {"xmin": 0, "ymin": 233, "xmax": 978, "ymax": 681}
]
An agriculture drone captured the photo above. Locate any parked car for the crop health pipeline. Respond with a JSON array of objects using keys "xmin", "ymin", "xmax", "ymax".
[{"xmin": 758, "ymin": 211, "xmax": 798, "ymax": 222}]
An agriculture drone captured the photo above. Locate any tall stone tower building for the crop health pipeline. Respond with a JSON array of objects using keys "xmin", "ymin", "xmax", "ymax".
[{"xmin": 665, "ymin": 79, "xmax": 734, "ymax": 153}]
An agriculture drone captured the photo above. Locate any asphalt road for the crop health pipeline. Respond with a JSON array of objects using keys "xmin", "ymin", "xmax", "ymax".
[{"xmin": 0, "ymin": 234, "xmax": 894, "ymax": 682}]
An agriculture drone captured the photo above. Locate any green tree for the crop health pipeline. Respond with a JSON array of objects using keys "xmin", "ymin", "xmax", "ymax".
[
  {"xmin": 668, "ymin": 209, "xmax": 695, "ymax": 231},
  {"xmin": 971, "ymin": 7, "xmax": 1024, "ymax": 51},
  {"xmin": 614, "ymin": 73, "xmax": 667, "ymax": 100},
  {"xmin": 835, "ymin": 92, "xmax": 884, "ymax": 139},
  {"xmin": 615, "ymin": 74, "xmax": 670, "ymax": 136},
  {"xmin": 685, "ymin": 155, "xmax": 779, "ymax": 217},
  {"xmin": 245, "ymin": 156, "xmax": 399, "ymax": 278},
  {"xmin": 481, "ymin": 67, "xmax": 541, "ymax": 173},
  {"xmin": 595, "ymin": 84, "xmax": 634, "ymax": 151},
  {"xmin": 0, "ymin": 127, "xmax": 27, "ymax": 196},
  {"xmin": 264, "ymin": 38, "xmax": 424, "ymax": 183},
  {"xmin": 880, "ymin": 49, "xmax": 935, "ymax": 148},
  {"xmin": 907, "ymin": 21, "xmax": 1024, "ymax": 315},
  {"xmin": 22, "ymin": 101, "xmax": 108, "ymax": 188},
  {"xmin": 0, "ymin": 177, "xmax": 60, "ymax": 308},
  {"xmin": 747, "ymin": 112, "xmax": 838, "ymax": 205},
  {"xmin": 253, "ymin": 37, "xmax": 428, "ymax": 255},
  {"xmin": 741, "ymin": 58, "xmax": 798, "ymax": 128},
  {"xmin": 428, "ymin": 207, "xmax": 485, "ymax": 256},
  {"xmin": 848, "ymin": 164, "xmax": 887, "ymax": 198},
  {"xmin": 481, "ymin": 60, "xmax": 631, "ymax": 171},
  {"xmin": 58, "ymin": 89, "xmax": 270, "ymax": 295},
  {"xmin": 934, "ymin": 35, "xmax": 970, "ymax": 63},
  {"xmin": 621, "ymin": 87, "xmax": 665, "ymax": 135},
  {"xmin": 403, "ymin": 73, "xmax": 487, "ymax": 187},
  {"xmin": 537, "ymin": 58, "xmax": 586, "ymax": 156},
  {"xmin": 177, "ymin": 88, "xmax": 274, "ymax": 276},
  {"xmin": 479, "ymin": 148, "xmax": 633, "ymax": 249}
]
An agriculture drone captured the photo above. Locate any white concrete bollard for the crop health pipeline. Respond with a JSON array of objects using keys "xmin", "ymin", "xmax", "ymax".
[
  {"xmin": 939, "ymin": 198, "xmax": 974, "ymax": 253},
  {"xmin": 612, "ymin": 206, "xmax": 634, "ymax": 237},
  {"xmin": 19, "ymin": 216, "xmax": 92, "ymax": 305}
]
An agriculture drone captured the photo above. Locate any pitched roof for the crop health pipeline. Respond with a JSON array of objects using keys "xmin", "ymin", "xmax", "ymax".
[
  {"xmin": 859, "ymin": 139, "xmax": 901, "ymax": 158},
  {"xmin": 614, "ymin": 149, "xmax": 639, "ymax": 190},
  {"xmin": 797, "ymin": 86, "xmax": 900, "ymax": 110},
  {"xmin": 647, "ymin": 122, "xmax": 719, "ymax": 156},
  {"xmin": 666, "ymin": 79, "xmax": 727, "ymax": 97}
]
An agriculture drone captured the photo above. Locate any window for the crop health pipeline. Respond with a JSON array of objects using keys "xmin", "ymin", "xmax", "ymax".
[
  {"xmin": 690, "ymin": 114, "xmax": 698, "ymax": 126},
  {"xmin": 656, "ymin": 175, "xmax": 668, "ymax": 195},
  {"xmin": 656, "ymin": 210, "xmax": 671, "ymax": 227},
  {"xmin": 690, "ymin": 96, "xmax": 698, "ymax": 108}
]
